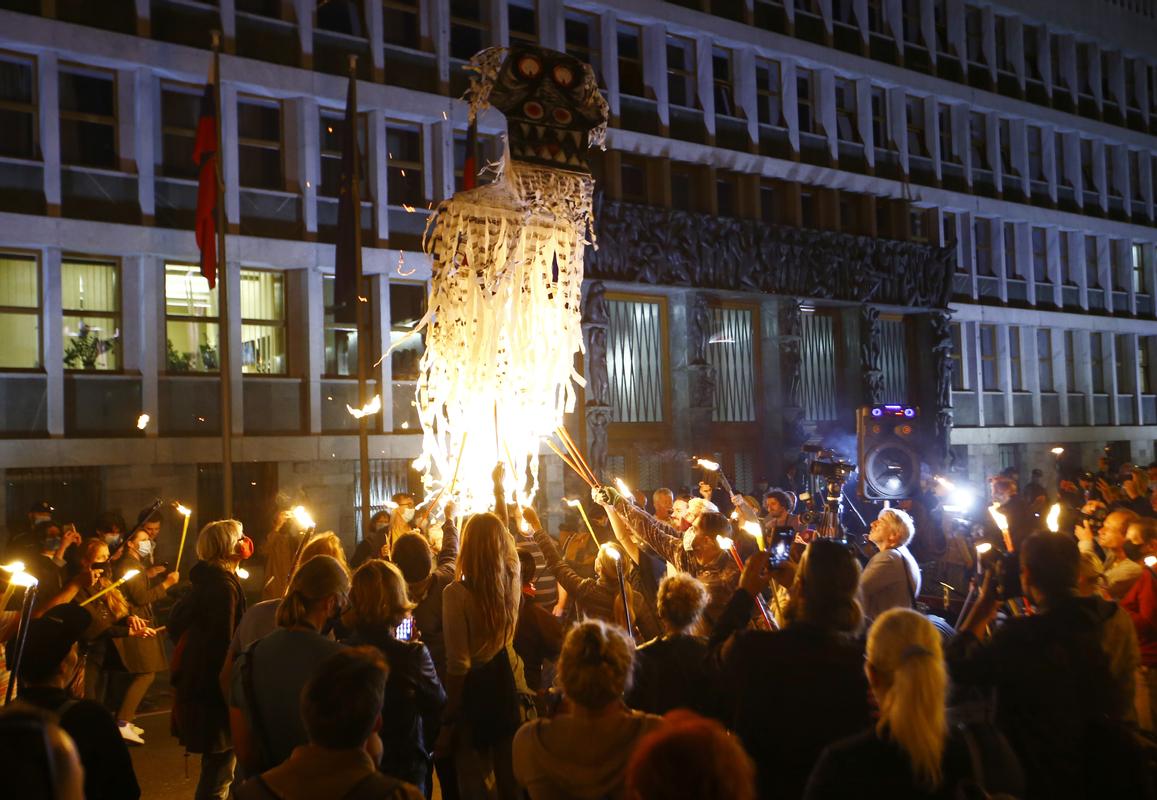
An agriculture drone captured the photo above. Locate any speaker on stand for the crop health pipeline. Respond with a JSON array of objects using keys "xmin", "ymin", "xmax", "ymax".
[{"xmin": 857, "ymin": 405, "xmax": 922, "ymax": 502}]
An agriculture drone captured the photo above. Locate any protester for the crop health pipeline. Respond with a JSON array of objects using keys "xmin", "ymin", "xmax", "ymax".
[
  {"xmin": 16, "ymin": 603, "xmax": 142, "ymax": 800},
  {"xmin": 805, "ymin": 608, "xmax": 1023, "ymax": 799},
  {"xmin": 626, "ymin": 573, "xmax": 712, "ymax": 716},
  {"xmin": 112, "ymin": 527, "xmax": 179, "ymax": 739},
  {"xmin": 352, "ymin": 509, "xmax": 393, "ymax": 569},
  {"xmin": 715, "ymin": 544, "xmax": 871, "ymax": 800},
  {"xmin": 437, "ymin": 510, "xmax": 530, "ymax": 800},
  {"xmin": 22, "ymin": 519, "xmax": 76, "ymax": 609},
  {"xmin": 598, "ymin": 486, "xmax": 739, "ymax": 630},
  {"xmin": 949, "ymin": 532, "xmax": 1145, "ymax": 799},
  {"xmin": 169, "ymin": 519, "xmax": 250, "ymax": 800},
  {"xmin": 342, "ymin": 559, "xmax": 446, "ymax": 795},
  {"xmin": 230, "ymin": 554, "xmax": 349, "ymax": 775},
  {"xmin": 233, "ymin": 647, "xmax": 424, "ymax": 800},
  {"xmin": 513, "ymin": 620, "xmax": 663, "ymax": 799},
  {"xmin": 260, "ymin": 509, "xmax": 304, "ymax": 600},
  {"xmin": 859, "ymin": 508, "xmax": 921, "ymax": 621},
  {"xmin": 513, "ymin": 548, "xmax": 563, "ymax": 700},
  {"xmin": 0, "ymin": 704, "xmax": 87, "ymax": 800},
  {"xmin": 1122, "ymin": 520, "xmax": 1157, "ymax": 729},
  {"xmin": 985, "ymin": 476, "xmax": 1037, "ymax": 551},
  {"xmin": 625, "ymin": 710, "xmax": 757, "ymax": 800}
]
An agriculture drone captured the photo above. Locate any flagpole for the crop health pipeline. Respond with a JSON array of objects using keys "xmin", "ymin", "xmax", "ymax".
[
  {"xmin": 350, "ymin": 55, "xmax": 372, "ymax": 543},
  {"xmin": 213, "ymin": 31, "xmax": 234, "ymax": 519}
]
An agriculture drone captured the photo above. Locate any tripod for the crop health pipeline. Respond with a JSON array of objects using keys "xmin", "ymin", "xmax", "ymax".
[{"xmin": 815, "ymin": 478, "xmax": 849, "ymax": 540}]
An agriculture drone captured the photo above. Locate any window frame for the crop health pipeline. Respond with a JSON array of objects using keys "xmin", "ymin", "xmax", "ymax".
[
  {"xmin": 159, "ymin": 80, "xmax": 203, "ymax": 181},
  {"xmin": 1037, "ymin": 328, "xmax": 1054, "ymax": 392},
  {"xmin": 236, "ymin": 95, "xmax": 286, "ymax": 192},
  {"xmin": 666, "ymin": 33, "xmax": 698, "ymax": 110},
  {"xmin": 0, "ymin": 249, "xmax": 42, "ymax": 371},
  {"xmin": 61, "ymin": 256, "xmax": 122, "ymax": 372},
  {"xmin": 0, "ymin": 51, "xmax": 38, "ymax": 162},
  {"xmin": 712, "ymin": 46, "xmax": 740, "ymax": 119},
  {"xmin": 164, "ymin": 262, "xmax": 221, "ymax": 374},
  {"xmin": 239, "ymin": 268, "xmax": 288, "ymax": 376},
  {"xmin": 385, "ymin": 120, "xmax": 426, "ymax": 207},
  {"xmin": 755, "ymin": 58, "xmax": 783, "ymax": 128},
  {"xmin": 58, "ymin": 64, "xmax": 118, "ymax": 170},
  {"xmin": 616, "ymin": 22, "xmax": 645, "ymax": 99},
  {"xmin": 563, "ymin": 8, "xmax": 602, "ymax": 84}
]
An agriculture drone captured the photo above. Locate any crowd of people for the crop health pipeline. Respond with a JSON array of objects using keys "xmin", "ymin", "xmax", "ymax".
[{"xmin": 3, "ymin": 452, "xmax": 1157, "ymax": 799}]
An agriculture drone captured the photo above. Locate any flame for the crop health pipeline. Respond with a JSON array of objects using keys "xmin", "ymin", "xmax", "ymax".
[
  {"xmin": 934, "ymin": 475, "xmax": 955, "ymax": 490},
  {"xmin": 237, "ymin": 567, "xmax": 250, "ymax": 580},
  {"xmin": 346, "ymin": 394, "xmax": 382, "ymax": 419},
  {"xmin": 599, "ymin": 542, "xmax": 621, "ymax": 561},
  {"xmin": 176, "ymin": 504, "xmax": 192, "ymax": 517},
  {"xmin": 697, "ymin": 458, "xmax": 720, "ymax": 472},
  {"xmin": 121, "ymin": 569, "xmax": 140, "ymax": 582},
  {"xmin": 10, "ymin": 571, "xmax": 38, "ymax": 587},
  {"xmin": 1, "ymin": 561, "xmax": 25, "ymax": 574},
  {"xmin": 976, "ymin": 542, "xmax": 993, "ymax": 555},
  {"xmin": 564, "ymin": 498, "xmax": 582, "ymax": 508},
  {"xmin": 715, "ymin": 535, "xmax": 734, "ymax": 550},
  {"xmin": 1045, "ymin": 503, "xmax": 1061, "ymax": 533},
  {"xmin": 1146, "ymin": 556, "xmax": 1157, "ymax": 568},
  {"xmin": 988, "ymin": 504, "xmax": 1009, "ymax": 533},
  {"xmin": 1050, "ymin": 447, "xmax": 1065, "ymax": 455},
  {"xmin": 136, "ymin": 413, "xmax": 150, "ymax": 430},
  {"xmin": 292, "ymin": 506, "xmax": 316, "ymax": 529},
  {"xmin": 615, "ymin": 477, "xmax": 632, "ymax": 499}
]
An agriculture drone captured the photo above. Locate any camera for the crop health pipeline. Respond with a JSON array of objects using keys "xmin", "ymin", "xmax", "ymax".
[
  {"xmin": 1076, "ymin": 505, "xmax": 1108, "ymax": 528},
  {"xmin": 976, "ymin": 546, "xmax": 1023, "ymax": 599},
  {"xmin": 809, "ymin": 454, "xmax": 856, "ymax": 482}
]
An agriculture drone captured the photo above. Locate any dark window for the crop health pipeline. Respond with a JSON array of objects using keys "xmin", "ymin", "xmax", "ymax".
[
  {"xmin": 667, "ymin": 35, "xmax": 696, "ymax": 109},
  {"xmin": 965, "ymin": 8, "xmax": 983, "ymax": 65},
  {"xmin": 938, "ymin": 105, "xmax": 956, "ymax": 164},
  {"xmin": 237, "ymin": 99, "xmax": 283, "ymax": 190},
  {"xmin": 871, "ymin": 86, "xmax": 889, "ymax": 149},
  {"xmin": 386, "ymin": 123, "xmax": 425, "ymax": 206},
  {"xmin": 800, "ymin": 189, "xmax": 815, "ymax": 227},
  {"xmin": 382, "ymin": 0, "xmax": 422, "ymax": 49},
  {"xmin": 755, "ymin": 59, "xmax": 782, "ymax": 127},
  {"xmin": 564, "ymin": 10, "xmax": 601, "ymax": 83},
  {"xmin": 390, "ymin": 281, "xmax": 426, "ymax": 380},
  {"xmin": 979, "ymin": 324, "xmax": 997, "ymax": 389},
  {"xmin": 1027, "ymin": 126, "xmax": 1044, "ymax": 182},
  {"xmin": 620, "ymin": 155, "xmax": 647, "ymax": 203},
  {"xmin": 1085, "ymin": 235, "xmax": 1100, "ymax": 288},
  {"xmin": 1004, "ymin": 223, "xmax": 1018, "ymax": 279},
  {"xmin": 617, "ymin": 23, "xmax": 645, "ymax": 98},
  {"xmin": 0, "ymin": 55, "xmax": 36, "ymax": 160},
  {"xmin": 508, "ymin": 0, "xmax": 537, "ymax": 46},
  {"xmin": 450, "ymin": 0, "xmax": 489, "ymax": 61},
  {"xmin": 713, "ymin": 48, "xmax": 738, "ymax": 118},
  {"xmin": 906, "ymin": 96, "xmax": 925, "ymax": 157},
  {"xmin": 1037, "ymin": 329, "xmax": 1053, "ymax": 392},
  {"xmin": 716, "ymin": 172, "xmax": 736, "ymax": 217},
  {"xmin": 319, "ymin": 111, "xmax": 369, "ymax": 198},
  {"xmin": 453, "ymin": 128, "xmax": 500, "ymax": 191},
  {"xmin": 797, "ymin": 68, "xmax": 814, "ymax": 135},
  {"xmin": 59, "ymin": 68, "xmax": 116, "ymax": 169},
  {"xmin": 835, "ymin": 78, "xmax": 856, "ymax": 142},
  {"xmin": 1031, "ymin": 227, "xmax": 1048, "ymax": 283},
  {"xmin": 160, "ymin": 85, "xmax": 200, "ymax": 180},
  {"xmin": 974, "ymin": 219, "xmax": 993, "ymax": 275},
  {"xmin": 759, "ymin": 179, "xmax": 776, "ymax": 225},
  {"xmin": 969, "ymin": 112, "xmax": 987, "ymax": 171}
]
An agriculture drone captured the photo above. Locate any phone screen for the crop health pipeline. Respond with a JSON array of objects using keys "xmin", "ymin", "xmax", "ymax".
[
  {"xmin": 769, "ymin": 527, "xmax": 794, "ymax": 565},
  {"xmin": 395, "ymin": 617, "xmax": 414, "ymax": 641}
]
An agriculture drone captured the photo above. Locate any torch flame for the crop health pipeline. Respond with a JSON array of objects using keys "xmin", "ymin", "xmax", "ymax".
[
  {"xmin": 292, "ymin": 505, "xmax": 316, "ymax": 530},
  {"xmin": 697, "ymin": 458, "xmax": 720, "ymax": 472},
  {"xmin": 136, "ymin": 413, "xmax": 150, "ymax": 430},
  {"xmin": 176, "ymin": 504, "xmax": 192, "ymax": 517},
  {"xmin": 237, "ymin": 567, "xmax": 250, "ymax": 580},
  {"xmin": 1, "ymin": 561, "xmax": 25, "ymax": 574},
  {"xmin": 564, "ymin": 498, "xmax": 582, "ymax": 508},
  {"xmin": 988, "ymin": 504, "xmax": 1009, "ymax": 533},
  {"xmin": 934, "ymin": 475, "xmax": 956, "ymax": 490},
  {"xmin": 1050, "ymin": 447, "xmax": 1065, "ymax": 455},
  {"xmin": 10, "ymin": 571, "xmax": 38, "ymax": 587},
  {"xmin": 122, "ymin": 569, "xmax": 140, "ymax": 582},
  {"xmin": 614, "ymin": 477, "xmax": 632, "ymax": 499},
  {"xmin": 599, "ymin": 542, "xmax": 621, "ymax": 561},
  {"xmin": 1146, "ymin": 556, "xmax": 1157, "ymax": 568},
  {"xmin": 346, "ymin": 394, "xmax": 382, "ymax": 419},
  {"xmin": 1046, "ymin": 503, "xmax": 1061, "ymax": 533},
  {"xmin": 976, "ymin": 542, "xmax": 993, "ymax": 555},
  {"xmin": 715, "ymin": 535, "xmax": 734, "ymax": 551}
]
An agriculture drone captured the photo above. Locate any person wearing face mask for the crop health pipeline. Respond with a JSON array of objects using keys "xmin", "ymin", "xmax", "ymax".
[
  {"xmin": 17, "ymin": 603, "xmax": 142, "ymax": 800},
  {"xmin": 352, "ymin": 510, "xmax": 393, "ymax": 569},
  {"xmin": 111, "ymin": 528, "xmax": 180, "ymax": 740},
  {"xmin": 387, "ymin": 493, "xmax": 420, "ymax": 555},
  {"xmin": 229, "ymin": 555, "xmax": 349, "ymax": 777},
  {"xmin": 596, "ymin": 486, "xmax": 739, "ymax": 632},
  {"xmin": 22, "ymin": 520, "xmax": 79, "ymax": 611}
]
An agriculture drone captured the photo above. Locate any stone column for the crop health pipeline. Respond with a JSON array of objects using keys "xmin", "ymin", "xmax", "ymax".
[
  {"xmin": 580, "ymin": 281, "xmax": 610, "ymax": 486},
  {"xmin": 860, "ymin": 305, "xmax": 883, "ymax": 405}
]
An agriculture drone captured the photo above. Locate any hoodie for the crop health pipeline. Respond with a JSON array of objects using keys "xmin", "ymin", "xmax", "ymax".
[{"xmin": 512, "ymin": 710, "xmax": 663, "ymax": 800}]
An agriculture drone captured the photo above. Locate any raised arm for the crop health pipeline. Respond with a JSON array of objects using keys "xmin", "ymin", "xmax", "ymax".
[
  {"xmin": 532, "ymin": 528, "xmax": 600, "ymax": 605},
  {"xmin": 595, "ymin": 487, "xmax": 683, "ymax": 567},
  {"xmin": 605, "ymin": 505, "xmax": 641, "ymax": 564}
]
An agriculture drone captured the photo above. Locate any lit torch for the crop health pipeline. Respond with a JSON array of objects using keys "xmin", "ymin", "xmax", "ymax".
[
  {"xmin": 1045, "ymin": 503, "xmax": 1061, "ymax": 533},
  {"xmin": 174, "ymin": 503, "xmax": 193, "ymax": 572}
]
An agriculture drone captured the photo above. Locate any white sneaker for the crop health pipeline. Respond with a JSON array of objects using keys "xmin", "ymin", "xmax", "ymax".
[
  {"xmin": 118, "ymin": 721, "xmax": 145, "ymax": 745},
  {"xmin": 130, "ymin": 723, "xmax": 145, "ymax": 736}
]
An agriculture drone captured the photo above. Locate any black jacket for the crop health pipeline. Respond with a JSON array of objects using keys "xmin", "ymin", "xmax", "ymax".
[
  {"xmin": 946, "ymin": 594, "xmax": 1147, "ymax": 800},
  {"xmin": 342, "ymin": 624, "xmax": 446, "ymax": 795},
  {"xmin": 713, "ymin": 590, "xmax": 871, "ymax": 800},
  {"xmin": 626, "ymin": 634, "xmax": 712, "ymax": 716},
  {"xmin": 20, "ymin": 685, "xmax": 141, "ymax": 800},
  {"xmin": 168, "ymin": 560, "xmax": 246, "ymax": 754}
]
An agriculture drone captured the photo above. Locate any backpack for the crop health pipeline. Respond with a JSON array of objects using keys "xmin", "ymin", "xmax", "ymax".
[{"xmin": 953, "ymin": 721, "xmax": 1025, "ymax": 800}]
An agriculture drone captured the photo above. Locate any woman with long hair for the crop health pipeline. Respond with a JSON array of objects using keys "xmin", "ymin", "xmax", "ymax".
[
  {"xmin": 342, "ymin": 559, "xmax": 446, "ymax": 795},
  {"xmin": 169, "ymin": 519, "xmax": 251, "ymax": 800},
  {"xmin": 437, "ymin": 512, "xmax": 531, "ymax": 800},
  {"xmin": 805, "ymin": 608, "xmax": 971, "ymax": 798}
]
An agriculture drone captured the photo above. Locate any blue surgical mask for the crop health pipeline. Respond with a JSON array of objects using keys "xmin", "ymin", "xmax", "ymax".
[
  {"xmin": 136, "ymin": 540, "xmax": 154, "ymax": 558},
  {"xmin": 44, "ymin": 536, "xmax": 62, "ymax": 553}
]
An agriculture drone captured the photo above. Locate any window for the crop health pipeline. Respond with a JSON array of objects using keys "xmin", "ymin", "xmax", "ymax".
[
  {"xmin": 835, "ymin": 78, "xmax": 856, "ymax": 142},
  {"xmin": 797, "ymin": 68, "xmax": 814, "ymax": 135},
  {"xmin": 1133, "ymin": 243, "xmax": 1146, "ymax": 294},
  {"xmin": 0, "ymin": 253, "xmax": 39, "ymax": 368},
  {"xmin": 671, "ymin": 163, "xmax": 697, "ymax": 212},
  {"xmin": 1111, "ymin": 242, "xmax": 1127, "ymax": 291},
  {"xmin": 974, "ymin": 219, "xmax": 993, "ymax": 275},
  {"xmin": 1130, "ymin": 151, "xmax": 1144, "ymax": 202},
  {"xmin": 950, "ymin": 323, "xmax": 965, "ymax": 390},
  {"xmin": 386, "ymin": 123, "xmax": 425, "ymax": 206},
  {"xmin": 239, "ymin": 270, "xmax": 286, "ymax": 374},
  {"xmin": 968, "ymin": 112, "xmax": 987, "ymax": 171},
  {"xmin": 666, "ymin": 35, "xmax": 696, "ymax": 109},
  {"xmin": 716, "ymin": 172, "xmax": 737, "ymax": 217},
  {"xmin": 901, "ymin": 0, "xmax": 922, "ymax": 48},
  {"xmin": 965, "ymin": 7, "xmax": 984, "ymax": 65},
  {"xmin": 759, "ymin": 179, "xmax": 776, "ymax": 225},
  {"xmin": 870, "ymin": 87, "xmax": 889, "ymax": 149},
  {"xmin": 1027, "ymin": 126, "xmax": 1044, "ymax": 182},
  {"xmin": 59, "ymin": 67, "xmax": 116, "ymax": 169},
  {"xmin": 1031, "ymin": 227, "xmax": 1048, "ymax": 283},
  {"xmin": 617, "ymin": 23, "xmax": 644, "ymax": 98},
  {"xmin": 322, "ymin": 274, "xmax": 363, "ymax": 376},
  {"xmin": 449, "ymin": 0, "xmax": 490, "ymax": 61},
  {"xmin": 564, "ymin": 10, "xmax": 601, "ymax": 83},
  {"xmin": 979, "ymin": 324, "xmax": 998, "ymax": 389},
  {"xmin": 1078, "ymin": 43, "xmax": 1097, "ymax": 97},
  {"xmin": 382, "ymin": 0, "xmax": 422, "ymax": 49},
  {"xmin": 1117, "ymin": 334, "xmax": 1134, "ymax": 393},
  {"xmin": 1004, "ymin": 223, "xmax": 1018, "ymax": 279},
  {"xmin": 755, "ymin": 59, "xmax": 783, "ymax": 127},
  {"xmin": 160, "ymin": 84, "xmax": 200, "ymax": 180},
  {"xmin": 938, "ymin": 104, "xmax": 957, "ymax": 164},
  {"xmin": 1080, "ymin": 138, "xmax": 1095, "ymax": 187},
  {"xmin": 620, "ymin": 155, "xmax": 647, "ymax": 203},
  {"xmin": 910, "ymin": 208, "xmax": 929, "ymax": 242},
  {"xmin": 165, "ymin": 263, "xmax": 220, "ymax": 373},
  {"xmin": 994, "ymin": 16, "xmax": 1013, "ymax": 74},
  {"xmin": 1085, "ymin": 235, "xmax": 1100, "ymax": 288},
  {"xmin": 1091, "ymin": 334, "xmax": 1106, "ymax": 393},
  {"xmin": 607, "ymin": 297, "xmax": 666, "ymax": 423},
  {"xmin": 1060, "ymin": 231, "xmax": 1075, "ymax": 285},
  {"xmin": 942, "ymin": 209, "xmax": 958, "ymax": 248},
  {"xmin": 62, "ymin": 259, "xmax": 119, "ymax": 371},
  {"xmin": 1024, "ymin": 25, "xmax": 1043, "ymax": 82},
  {"xmin": 998, "ymin": 119, "xmax": 1014, "ymax": 175},
  {"xmin": 906, "ymin": 96, "xmax": 925, "ymax": 157},
  {"xmin": 1037, "ymin": 329, "xmax": 1054, "ymax": 392},
  {"xmin": 800, "ymin": 190, "xmax": 815, "ymax": 228},
  {"xmin": 1141, "ymin": 339, "xmax": 1152, "ymax": 394},
  {"xmin": 508, "ymin": 0, "xmax": 536, "ymax": 46},
  {"xmin": 390, "ymin": 282, "xmax": 426, "ymax": 381},
  {"xmin": 453, "ymin": 128, "xmax": 500, "ymax": 191},
  {"xmin": 713, "ymin": 48, "xmax": 738, "ymax": 118},
  {"xmin": 0, "ymin": 55, "xmax": 36, "ymax": 160},
  {"xmin": 237, "ymin": 99, "xmax": 283, "ymax": 191},
  {"xmin": 319, "ymin": 110, "xmax": 369, "ymax": 199},
  {"xmin": 1009, "ymin": 327, "xmax": 1023, "ymax": 390}
]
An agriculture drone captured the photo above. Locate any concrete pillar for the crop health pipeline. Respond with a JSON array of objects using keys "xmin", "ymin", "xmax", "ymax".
[
  {"xmin": 366, "ymin": 0, "xmax": 384, "ymax": 82},
  {"xmin": 134, "ymin": 68, "xmax": 156, "ymax": 223},
  {"xmin": 139, "ymin": 254, "xmax": 161, "ymax": 438},
  {"xmin": 220, "ymin": 83, "xmax": 240, "ymax": 230},
  {"xmin": 599, "ymin": 9, "xmax": 620, "ymax": 120},
  {"xmin": 44, "ymin": 247, "xmax": 63, "ymax": 436},
  {"xmin": 372, "ymin": 274, "xmax": 394, "ymax": 432},
  {"xmin": 219, "ymin": 0, "xmax": 236, "ymax": 51},
  {"xmin": 642, "ymin": 24, "xmax": 668, "ymax": 127},
  {"xmin": 39, "ymin": 52, "xmax": 60, "ymax": 216},
  {"xmin": 432, "ymin": 119, "xmax": 455, "ymax": 203},
  {"xmin": 368, "ymin": 112, "xmax": 389, "ymax": 245},
  {"xmin": 696, "ymin": 36, "xmax": 716, "ymax": 139},
  {"xmin": 301, "ymin": 268, "xmax": 323, "ymax": 434},
  {"xmin": 430, "ymin": 0, "xmax": 450, "ymax": 92},
  {"xmin": 297, "ymin": 97, "xmax": 320, "ymax": 237},
  {"xmin": 224, "ymin": 260, "xmax": 244, "ymax": 434},
  {"xmin": 537, "ymin": 0, "xmax": 565, "ymax": 50},
  {"xmin": 734, "ymin": 47, "xmax": 759, "ymax": 147}
]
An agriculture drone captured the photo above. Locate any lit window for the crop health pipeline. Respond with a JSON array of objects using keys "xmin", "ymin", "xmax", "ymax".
[
  {"xmin": 0, "ymin": 55, "xmax": 37, "ymax": 161},
  {"xmin": 0, "ymin": 253, "xmax": 40, "ymax": 368},
  {"xmin": 165, "ymin": 264, "xmax": 220, "ymax": 373},
  {"xmin": 62, "ymin": 259, "xmax": 119, "ymax": 371},
  {"xmin": 390, "ymin": 282, "xmax": 426, "ymax": 381},
  {"xmin": 1133, "ymin": 243, "xmax": 1146, "ymax": 294},
  {"xmin": 240, "ymin": 270, "xmax": 286, "ymax": 375}
]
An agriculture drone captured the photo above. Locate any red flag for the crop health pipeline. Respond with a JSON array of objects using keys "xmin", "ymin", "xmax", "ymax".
[{"xmin": 193, "ymin": 60, "xmax": 219, "ymax": 290}]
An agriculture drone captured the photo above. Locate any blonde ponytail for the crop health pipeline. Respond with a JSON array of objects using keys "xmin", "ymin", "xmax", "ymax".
[{"xmin": 867, "ymin": 609, "xmax": 948, "ymax": 790}]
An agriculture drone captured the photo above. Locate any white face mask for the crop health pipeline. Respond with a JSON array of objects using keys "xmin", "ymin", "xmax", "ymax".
[
  {"xmin": 683, "ymin": 529, "xmax": 697, "ymax": 551},
  {"xmin": 135, "ymin": 539, "xmax": 154, "ymax": 558},
  {"xmin": 400, "ymin": 507, "xmax": 416, "ymax": 524}
]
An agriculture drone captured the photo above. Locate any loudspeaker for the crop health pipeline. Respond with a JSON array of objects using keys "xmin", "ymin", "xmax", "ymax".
[{"xmin": 858, "ymin": 405, "xmax": 921, "ymax": 501}]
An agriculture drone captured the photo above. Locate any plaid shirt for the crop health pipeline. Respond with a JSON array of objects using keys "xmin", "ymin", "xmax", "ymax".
[{"xmin": 612, "ymin": 499, "xmax": 739, "ymax": 628}]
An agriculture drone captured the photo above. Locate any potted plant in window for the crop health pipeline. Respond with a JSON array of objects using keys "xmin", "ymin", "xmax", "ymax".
[{"xmin": 63, "ymin": 322, "xmax": 118, "ymax": 370}]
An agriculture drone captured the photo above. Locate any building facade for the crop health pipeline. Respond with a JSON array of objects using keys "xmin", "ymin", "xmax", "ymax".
[{"xmin": 0, "ymin": 0, "xmax": 1155, "ymax": 545}]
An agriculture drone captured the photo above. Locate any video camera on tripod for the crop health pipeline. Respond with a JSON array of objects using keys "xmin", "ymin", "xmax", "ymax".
[{"xmin": 798, "ymin": 447, "xmax": 858, "ymax": 538}]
